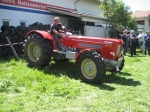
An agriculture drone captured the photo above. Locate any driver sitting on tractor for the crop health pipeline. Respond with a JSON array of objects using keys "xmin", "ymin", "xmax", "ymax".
[{"xmin": 50, "ymin": 17, "xmax": 65, "ymax": 50}]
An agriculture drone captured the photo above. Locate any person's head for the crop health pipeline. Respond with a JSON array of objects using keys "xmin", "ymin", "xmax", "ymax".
[
  {"xmin": 139, "ymin": 30, "xmax": 143, "ymax": 33},
  {"xmin": 123, "ymin": 31, "xmax": 126, "ymax": 34},
  {"xmin": 146, "ymin": 31, "xmax": 149, "ymax": 34},
  {"xmin": 54, "ymin": 17, "xmax": 60, "ymax": 25},
  {"xmin": 124, "ymin": 29, "xmax": 128, "ymax": 33},
  {"xmin": 130, "ymin": 30, "xmax": 134, "ymax": 34},
  {"xmin": 118, "ymin": 28, "xmax": 123, "ymax": 32}
]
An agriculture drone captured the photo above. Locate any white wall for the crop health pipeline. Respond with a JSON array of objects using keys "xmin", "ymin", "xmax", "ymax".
[
  {"xmin": 32, "ymin": 0, "xmax": 102, "ymax": 17},
  {"xmin": 136, "ymin": 17, "xmax": 150, "ymax": 32},
  {"xmin": 0, "ymin": 0, "xmax": 103, "ymax": 27},
  {"xmin": 84, "ymin": 26, "xmax": 110, "ymax": 37},
  {"xmin": 0, "ymin": 9, "xmax": 68, "ymax": 27},
  {"xmin": 137, "ymin": 24, "xmax": 150, "ymax": 32},
  {"xmin": 76, "ymin": 0, "xmax": 102, "ymax": 17}
]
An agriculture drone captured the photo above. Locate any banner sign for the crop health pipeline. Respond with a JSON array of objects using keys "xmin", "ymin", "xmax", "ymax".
[{"xmin": 0, "ymin": 0, "xmax": 48, "ymax": 10}]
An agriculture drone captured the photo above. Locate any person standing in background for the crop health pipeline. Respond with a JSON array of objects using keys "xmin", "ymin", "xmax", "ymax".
[
  {"xmin": 138, "ymin": 30, "xmax": 145, "ymax": 53},
  {"xmin": 117, "ymin": 28, "xmax": 123, "ymax": 39},
  {"xmin": 129, "ymin": 30, "xmax": 138, "ymax": 56},
  {"xmin": 125, "ymin": 29, "xmax": 130, "ymax": 54},
  {"xmin": 122, "ymin": 31, "xmax": 128, "ymax": 55},
  {"xmin": 144, "ymin": 31, "xmax": 150, "ymax": 55}
]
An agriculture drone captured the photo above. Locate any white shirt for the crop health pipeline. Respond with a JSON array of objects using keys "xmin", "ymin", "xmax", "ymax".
[{"xmin": 138, "ymin": 33, "xmax": 144, "ymax": 42}]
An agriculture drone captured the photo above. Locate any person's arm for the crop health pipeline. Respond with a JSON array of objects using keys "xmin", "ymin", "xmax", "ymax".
[
  {"xmin": 131, "ymin": 34, "xmax": 138, "ymax": 40},
  {"xmin": 61, "ymin": 25, "xmax": 66, "ymax": 30},
  {"xmin": 52, "ymin": 29, "xmax": 63, "ymax": 37},
  {"xmin": 122, "ymin": 35, "xmax": 126, "ymax": 44},
  {"xmin": 145, "ymin": 36, "xmax": 149, "ymax": 41},
  {"xmin": 119, "ymin": 32, "xmax": 123, "ymax": 37},
  {"xmin": 138, "ymin": 35, "xmax": 141, "ymax": 38}
]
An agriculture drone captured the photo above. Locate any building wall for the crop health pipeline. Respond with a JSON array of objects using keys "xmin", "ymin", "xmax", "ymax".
[
  {"xmin": 0, "ymin": 0, "xmax": 105, "ymax": 36},
  {"xmin": 0, "ymin": 0, "xmax": 102, "ymax": 27},
  {"xmin": 136, "ymin": 17, "xmax": 150, "ymax": 32},
  {"xmin": 84, "ymin": 26, "xmax": 110, "ymax": 37},
  {"xmin": 0, "ymin": 8, "xmax": 69, "ymax": 27},
  {"xmin": 76, "ymin": 0, "xmax": 102, "ymax": 16},
  {"xmin": 31, "ymin": 0, "xmax": 102, "ymax": 17}
]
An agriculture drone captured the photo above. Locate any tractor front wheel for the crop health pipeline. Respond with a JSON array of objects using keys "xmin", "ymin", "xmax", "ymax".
[
  {"xmin": 24, "ymin": 34, "xmax": 52, "ymax": 67},
  {"xmin": 77, "ymin": 51, "xmax": 106, "ymax": 83}
]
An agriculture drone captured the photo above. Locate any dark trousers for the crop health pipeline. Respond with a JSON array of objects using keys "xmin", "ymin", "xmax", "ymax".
[
  {"xmin": 123, "ymin": 44, "xmax": 127, "ymax": 55},
  {"xmin": 144, "ymin": 42, "xmax": 150, "ymax": 55},
  {"xmin": 130, "ymin": 42, "xmax": 137, "ymax": 56},
  {"xmin": 52, "ymin": 34, "xmax": 59, "ymax": 49}
]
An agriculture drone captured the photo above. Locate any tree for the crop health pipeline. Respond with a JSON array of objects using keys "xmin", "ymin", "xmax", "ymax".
[{"xmin": 100, "ymin": 0, "xmax": 137, "ymax": 37}]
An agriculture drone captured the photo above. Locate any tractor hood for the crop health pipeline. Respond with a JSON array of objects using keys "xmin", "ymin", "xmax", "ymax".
[
  {"xmin": 63, "ymin": 35, "xmax": 123, "ymax": 60},
  {"xmin": 65, "ymin": 35, "xmax": 122, "ymax": 44}
]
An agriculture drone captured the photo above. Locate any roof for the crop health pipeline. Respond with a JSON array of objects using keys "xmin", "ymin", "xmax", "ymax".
[
  {"xmin": 86, "ymin": 0, "xmax": 101, "ymax": 4},
  {"xmin": 132, "ymin": 10, "xmax": 150, "ymax": 18},
  {"xmin": 47, "ymin": 5, "xmax": 106, "ymax": 21}
]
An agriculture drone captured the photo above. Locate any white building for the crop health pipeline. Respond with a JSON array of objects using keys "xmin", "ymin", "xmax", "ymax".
[
  {"xmin": 132, "ymin": 10, "xmax": 150, "ymax": 32},
  {"xmin": 0, "ymin": 0, "xmax": 109, "ymax": 37}
]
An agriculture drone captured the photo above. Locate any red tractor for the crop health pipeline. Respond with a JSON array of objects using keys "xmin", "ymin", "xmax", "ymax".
[{"xmin": 24, "ymin": 30, "xmax": 124, "ymax": 83}]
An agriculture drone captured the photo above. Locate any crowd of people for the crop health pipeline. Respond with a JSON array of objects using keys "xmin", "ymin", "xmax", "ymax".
[{"xmin": 117, "ymin": 29, "xmax": 150, "ymax": 57}]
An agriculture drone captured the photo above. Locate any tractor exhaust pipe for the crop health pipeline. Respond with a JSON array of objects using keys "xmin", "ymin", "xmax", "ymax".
[{"xmin": 74, "ymin": 0, "xmax": 81, "ymax": 11}]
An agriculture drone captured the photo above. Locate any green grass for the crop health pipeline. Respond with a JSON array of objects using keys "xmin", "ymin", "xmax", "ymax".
[{"xmin": 0, "ymin": 52, "xmax": 150, "ymax": 112}]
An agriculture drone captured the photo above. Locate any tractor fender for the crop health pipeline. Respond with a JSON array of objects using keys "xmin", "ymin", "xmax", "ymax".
[
  {"xmin": 25, "ymin": 30, "xmax": 54, "ymax": 40},
  {"xmin": 25, "ymin": 30, "xmax": 55, "ymax": 50},
  {"xmin": 75, "ymin": 48, "xmax": 99, "ymax": 66}
]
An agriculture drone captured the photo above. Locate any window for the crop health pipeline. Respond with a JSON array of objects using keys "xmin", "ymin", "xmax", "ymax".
[
  {"xmin": 20, "ymin": 21, "xmax": 27, "ymax": 27},
  {"xmin": 136, "ymin": 20, "xmax": 145, "ymax": 25},
  {"xmin": 2, "ymin": 19, "xmax": 11, "ymax": 26}
]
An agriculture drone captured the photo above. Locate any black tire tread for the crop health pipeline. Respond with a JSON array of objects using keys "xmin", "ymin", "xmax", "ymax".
[
  {"xmin": 24, "ymin": 33, "xmax": 52, "ymax": 67},
  {"xmin": 77, "ymin": 50, "xmax": 106, "ymax": 83}
]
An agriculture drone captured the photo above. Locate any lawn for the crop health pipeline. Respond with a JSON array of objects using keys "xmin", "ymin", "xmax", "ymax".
[{"xmin": 0, "ymin": 52, "xmax": 150, "ymax": 112}]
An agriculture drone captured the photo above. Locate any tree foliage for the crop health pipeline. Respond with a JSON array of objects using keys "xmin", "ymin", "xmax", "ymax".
[{"xmin": 100, "ymin": 0, "xmax": 137, "ymax": 37}]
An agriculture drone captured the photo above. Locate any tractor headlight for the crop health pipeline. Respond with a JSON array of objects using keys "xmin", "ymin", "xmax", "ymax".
[{"xmin": 116, "ymin": 44, "xmax": 121, "ymax": 55}]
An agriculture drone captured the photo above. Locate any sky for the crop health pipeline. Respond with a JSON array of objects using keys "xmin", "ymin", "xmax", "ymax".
[{"xmin": 122, "ymin": 0, "xmax": 150, "ymax": 12}]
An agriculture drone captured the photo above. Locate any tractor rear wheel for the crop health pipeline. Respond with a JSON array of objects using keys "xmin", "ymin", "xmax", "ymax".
[
  {"xmin": 24, "ymin": 34, "xmax": 52, "ymax": 67},
  {"xmin": 77, "ymin": 51, "xmax": 106, "ymax": 83}
]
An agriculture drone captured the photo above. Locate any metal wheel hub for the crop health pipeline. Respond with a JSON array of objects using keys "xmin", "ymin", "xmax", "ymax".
[
  {"xmin": 86, "ymin": 66, "xmax": 93, "ymax": 72},
  {"xmin": 28, "ymin": 42, "xmax": 41, "ymax": 62},
  {"xmin": 33, "ymin": 46, "xmax": 40, "ymax": 57},
  {"xmin": 81, "ymin": 59, "xmax": 97, "ymax": 79}
]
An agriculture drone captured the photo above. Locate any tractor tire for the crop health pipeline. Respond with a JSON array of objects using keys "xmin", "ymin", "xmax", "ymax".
[
  {"xmin": 9, "ymin": 30, "xmax": 16, "ymax": 36},
  {"xmin": 17, "ymin": 30, "xmax": 23, "ymax": 37},
  {"xmin": 17, "ymin": 26, "xmax": 26, "ymax": 33},
  {"xmin": 1, "ymin": 25, "xmax": 10, "ymax": 32},
  {"xmin": 2, "ymin": 30, "xmax": 9, "ymax": 36},
  {"xmin": 12, "ymin": 35, "xmax": 19, "ymax": 40},
  {"xmin": 77, "ymin": 50, "xmax": 106, "ymax": 83},
  {"xmin": 24, "ymin": 33, "xmax": 52, "ymax": 67}
]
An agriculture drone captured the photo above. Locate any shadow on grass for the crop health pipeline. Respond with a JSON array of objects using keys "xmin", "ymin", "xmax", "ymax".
[
  {"xmin": 1, "ymin": 56, "xmax": 141, "ymax": 91},
  {"xmin": 105, "ymin": 72, "xmax": 141, "ymax": 86},
  {"xmin": 30, "ymin": 59, "xmax": 141, "ymax": 91},
  {"xmin": 90, "ymin": 72, "xmax": 141, "ymax": 91},
  {"xmin": 91, "ymin": 83, "xmax": 116, "ymax": 91},
  {"xmin": 118, "ymin": 72, "xmax": 132, "ymax": 76},
  {"xmin": 35, "ymin": 60, "xmax": 80, "ymax": 80},
  {"xmin": 34, "ymin": 60, "xmax": 117, "ymax": 91}
]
